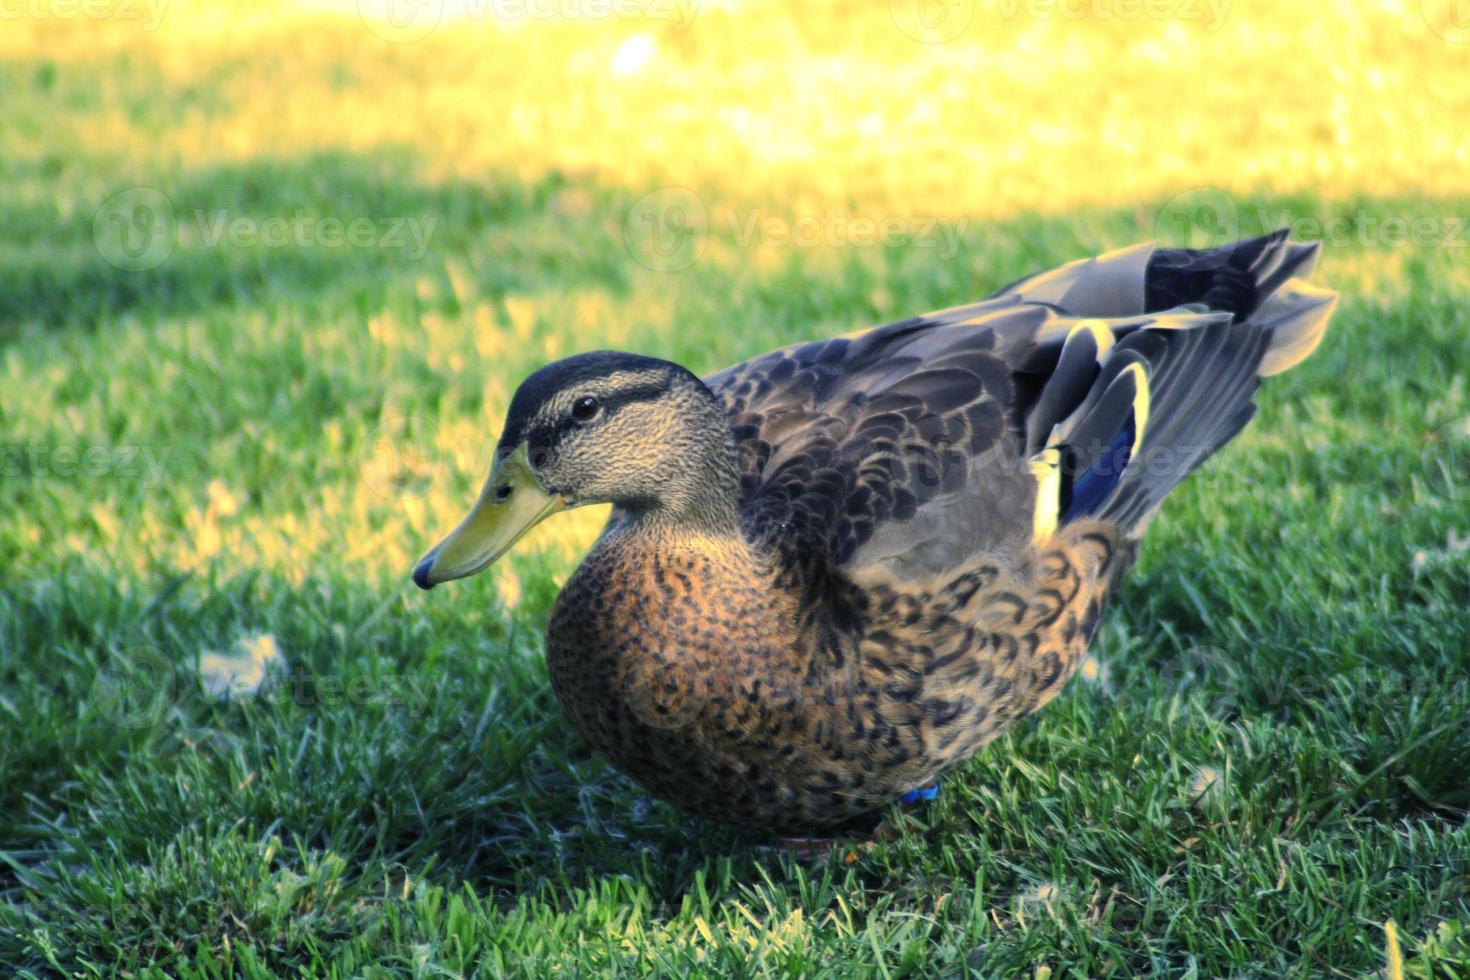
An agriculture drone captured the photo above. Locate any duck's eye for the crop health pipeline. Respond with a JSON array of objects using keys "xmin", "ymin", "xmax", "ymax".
[{"xmin": 571, "ymin": 396, "xmax": 600, "ymax": 422}]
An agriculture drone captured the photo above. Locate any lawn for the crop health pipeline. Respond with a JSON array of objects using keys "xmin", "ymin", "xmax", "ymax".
[{"xmin": 2, "ymin": 0, "xmax": 1469, "ymax": 975}]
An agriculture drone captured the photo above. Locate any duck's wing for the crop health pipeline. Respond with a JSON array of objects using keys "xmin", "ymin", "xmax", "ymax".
[{"xmin": 705, "ymin": 231, "xmax": 1336, "ymax": 584}]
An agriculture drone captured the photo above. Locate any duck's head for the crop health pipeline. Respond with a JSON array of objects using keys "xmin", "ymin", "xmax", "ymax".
[{"xmin": 412, "ymin": 350, "xmax": 738, "ymax": 589}]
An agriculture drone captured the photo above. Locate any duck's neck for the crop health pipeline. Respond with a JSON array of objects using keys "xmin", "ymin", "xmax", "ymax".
[
  {"xmin": 617, "ymin": 402, "xmax": 744, "ymax": 540},
  {"xmin": 626, "ymin": 437, "xmax": 746, "ymax": 540}
]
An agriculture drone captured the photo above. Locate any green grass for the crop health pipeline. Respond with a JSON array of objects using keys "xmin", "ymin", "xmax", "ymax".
[{"xmin": 4, "ymin": 44, "xmax": 1470, "ymax": 980}]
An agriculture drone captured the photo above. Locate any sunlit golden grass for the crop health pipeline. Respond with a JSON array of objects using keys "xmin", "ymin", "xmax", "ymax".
[
  {"xmin": 6, "ymin": 0, "xmax": 1466, "ymax": 594},
  {"xmin": 9, "ymin": 0, "xmax": 1470, "ymax": 590},
  {"xmin": 7, "ymin": 0, "xmax": 1469, "ymax": 214}
]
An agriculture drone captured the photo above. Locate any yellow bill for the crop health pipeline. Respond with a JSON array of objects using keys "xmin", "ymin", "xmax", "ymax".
[{"xmin": 412, "ymin": 444, "xmax": 565, "ymax": 589}]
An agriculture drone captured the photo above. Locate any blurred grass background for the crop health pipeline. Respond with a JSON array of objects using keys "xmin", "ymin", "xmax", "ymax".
[{"xmin": 2, "ymin": 0, "xmax": 1469, "ymax": 975}]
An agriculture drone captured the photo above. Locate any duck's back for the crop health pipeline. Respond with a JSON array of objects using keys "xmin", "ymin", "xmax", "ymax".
[{"xmin": 706, "ymin": 230, "xmax": 1335, "ymax": 582}]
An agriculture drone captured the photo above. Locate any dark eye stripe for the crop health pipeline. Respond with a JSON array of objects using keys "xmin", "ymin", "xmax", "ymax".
[
  {"xmin": 536, "ymin": 381, "xmax": 672, "ymax": 451},
  {"xmin": 595, "ymin": 382, "xmax": 670, "ymax": 415}
]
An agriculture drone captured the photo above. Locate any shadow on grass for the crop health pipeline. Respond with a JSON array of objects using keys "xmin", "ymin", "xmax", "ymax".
[
  {"xmin": 3, "ymin": 556, "xmax": 1467, "ymax": 907},
  {"xmin": 0, "ymin": 147, "xmax": 640, "ymax": 337},
  {"xmin": 0, "ymin": 568, "xmax": 764, "ymax": 903}
]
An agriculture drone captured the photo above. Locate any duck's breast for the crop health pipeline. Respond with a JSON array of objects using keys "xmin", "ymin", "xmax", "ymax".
[{"xmin": 545, "ymin": 533, "xmax": 883, "ymax": 828}]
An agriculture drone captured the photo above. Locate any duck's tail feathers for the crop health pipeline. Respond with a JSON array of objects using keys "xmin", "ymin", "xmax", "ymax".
[{"xmin": 1025, "ymin": 231, "xmax": 1337, "ymax": 540}]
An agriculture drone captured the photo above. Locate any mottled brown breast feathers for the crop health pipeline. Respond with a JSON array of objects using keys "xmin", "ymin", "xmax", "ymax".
[{"xmin": 545, "ymin": 519, "xmax": 1128, "ymax": 832}]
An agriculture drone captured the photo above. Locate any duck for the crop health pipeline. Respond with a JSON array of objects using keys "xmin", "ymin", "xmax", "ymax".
[{"xmin": 412, "ymin": 230, "xmax": 1337, "ymax": 836}]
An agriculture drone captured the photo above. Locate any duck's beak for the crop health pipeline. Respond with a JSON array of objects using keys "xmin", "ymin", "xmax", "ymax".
[{"xmin": 412, "ymin": 444, "xmax": 565, "ymax": 589}]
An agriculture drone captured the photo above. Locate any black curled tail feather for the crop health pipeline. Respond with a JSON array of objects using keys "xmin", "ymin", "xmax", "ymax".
[{"xmin": 1026, "ymin": 231, "xmax": 1337, "ymax": 539}]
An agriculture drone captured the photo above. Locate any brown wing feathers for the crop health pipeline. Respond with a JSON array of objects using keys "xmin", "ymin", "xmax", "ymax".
[
  {"xmin": 710, "ymin": 336, "xmax": 1012, "ymax": 568},
  {"xmin": 708, "ymin": 230, "xmax": 1336, "ymax": 576}
]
